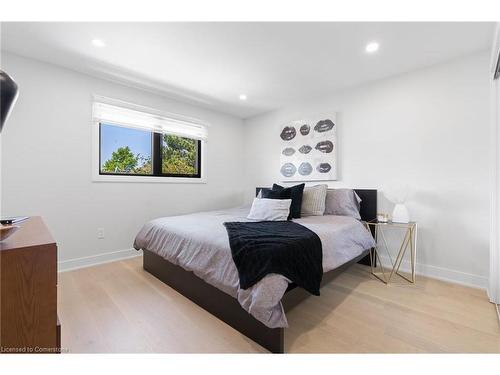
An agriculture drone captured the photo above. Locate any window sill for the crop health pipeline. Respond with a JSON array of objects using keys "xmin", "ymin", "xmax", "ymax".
[{"xmin": 92, "ymin": 174, "xmax": 207, "ymax": 184}]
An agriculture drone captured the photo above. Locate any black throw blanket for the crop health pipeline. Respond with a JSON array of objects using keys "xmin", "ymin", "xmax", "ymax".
[{"xmin": 223, "ymin": 221, "xmax": 323, "ymax": 295}]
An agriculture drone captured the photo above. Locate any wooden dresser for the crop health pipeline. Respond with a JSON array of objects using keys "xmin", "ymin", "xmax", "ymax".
[{"xmin": 0, "ymin": 217, "xmax": 60, "ymax": 353}]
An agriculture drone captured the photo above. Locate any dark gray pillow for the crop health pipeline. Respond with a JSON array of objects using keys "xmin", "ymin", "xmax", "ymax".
[
  {"xmin": 324, "ymin": 189, "xmax": 362, "ymax": 219},
  {"xmin": 272, "ymin": 183, "xmax": 305, "ymax": 219}
]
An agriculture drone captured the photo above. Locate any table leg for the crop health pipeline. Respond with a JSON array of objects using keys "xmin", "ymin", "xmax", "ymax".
[
  {"xmin": 410, "ymin": 226, "xmax": 415, "ymax": 282},
  {"xmin": 390, "ymin": 228, "xmax": 411, "ymax": 282},
  {"xmin": 369, "ymin": 224, "xmax": 389, "ymax": 284},
  {"xmin": 413, "ymin": 223, "xmax": 418, "ymax": 281}
]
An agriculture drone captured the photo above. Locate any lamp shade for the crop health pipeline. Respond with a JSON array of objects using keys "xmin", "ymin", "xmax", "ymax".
[
  {"xmin": 392, "ymin": 203, "xmax": 410, "ymax": 223},
  {"xmin": 0, "ymin": 69, "xmax": 19, "ymax": 132}
]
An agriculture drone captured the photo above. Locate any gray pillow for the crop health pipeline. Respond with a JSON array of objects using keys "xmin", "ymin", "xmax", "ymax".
[
  {"xmin": 300, "ymin": 184, "xmax": 328, "ymax": 216},
  {"xmin": 324, "ymin": 189, "xmax": 362, "ymax": 219}
]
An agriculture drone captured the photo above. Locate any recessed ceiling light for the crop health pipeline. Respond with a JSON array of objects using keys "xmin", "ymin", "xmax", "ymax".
[
  {"xmin": 91, "ymin": 39, "xmax": 106, "ymax": 48},
  {"xmin": 239, "ymin": 94, "xmax": 247, "ymax": 101},
  {"xmin": 365, "ymin": 42, "xmax": 379, "ymax": 53}
]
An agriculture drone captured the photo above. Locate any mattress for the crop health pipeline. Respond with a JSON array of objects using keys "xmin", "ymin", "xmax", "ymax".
[{"xmin": 133, "ymin": 206, "xmax": 375, "ymax": 328}]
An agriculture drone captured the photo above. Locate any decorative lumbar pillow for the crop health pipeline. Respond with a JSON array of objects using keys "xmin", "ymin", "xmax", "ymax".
[
  {"xmin": 324, "ymin": 189, "xmax": 362, "ymax": 219},
  {"xmin": 300, "ymin": 184, "xmax": 328, "ymax": 216},
  {"xmin": 272, "ymin": 183, "xmax": 305, "ymax": 219},
  {"xmin": 247, "ymin": 198, "xmax": 292, "ymax": 221}
]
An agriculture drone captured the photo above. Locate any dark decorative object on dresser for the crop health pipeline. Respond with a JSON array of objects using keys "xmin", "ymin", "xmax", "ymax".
[
  {"xmin": 0, "ymin": 69, "xmax": 19, "ymax": 132},
  {"xmin": 0, "ymin": 217, "xmax": 60, "ymax": 353}
]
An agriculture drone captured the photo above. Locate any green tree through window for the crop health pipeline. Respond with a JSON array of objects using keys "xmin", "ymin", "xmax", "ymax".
[
  {"xmin": 102, "ymin": 146, "xmax": 139, "ymax": 173},
  {"xmin": 162, "ymin": 134, "xmax": 198, "ymax": 175},
  {"xmin": 101, "ymin": 146, "xmax": 152, "ymax": 174}
]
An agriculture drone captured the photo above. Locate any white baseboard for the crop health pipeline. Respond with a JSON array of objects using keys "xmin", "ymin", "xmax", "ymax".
[
  {"xmin": 58, "ymin": 248, "xmax": 142, "ymax": 272},
  {"xmin": 57, "ymin": 248, "xmax": 487, "ymax": 290},
  {"xmin": 378, "ymin": 255, "xmax": 488, "ymax": 290}
]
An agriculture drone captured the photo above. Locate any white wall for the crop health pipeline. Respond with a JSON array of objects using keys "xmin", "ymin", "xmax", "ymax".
[
  {"xmin": 0, "ymin": 53, "xmax": 245, "ymax": 269},
  {"xmin": 243, "ymin": 52, "xmax": 491, "ymax": 288},
  {"xmin": 1, "ymin": 51, "xmax": 492, "ymax": 288}
]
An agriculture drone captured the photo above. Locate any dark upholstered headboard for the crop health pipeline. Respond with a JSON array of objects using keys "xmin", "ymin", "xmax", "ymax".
[
  {"xmin": 255, "ymin": 187, "xmax": 377, "ymax": 223},
  {"xmin": 353, "ymin": 189, "xmax": 377, "ymax": 222}
]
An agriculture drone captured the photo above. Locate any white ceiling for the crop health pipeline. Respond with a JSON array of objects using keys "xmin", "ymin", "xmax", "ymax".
[{"xmin": 0, "ymin": 22, "xmax": 494, "ymax": 119}]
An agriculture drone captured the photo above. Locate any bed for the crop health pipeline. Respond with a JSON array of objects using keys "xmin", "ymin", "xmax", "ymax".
[{"xmin": 134, "ymin": 188, "xmax": 377, "ymax": 353}]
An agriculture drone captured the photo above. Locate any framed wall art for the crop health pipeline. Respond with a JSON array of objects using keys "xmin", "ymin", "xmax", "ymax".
[{"xmin": 279, "ymin": 114, "xmax": 337, "ymax": 181}]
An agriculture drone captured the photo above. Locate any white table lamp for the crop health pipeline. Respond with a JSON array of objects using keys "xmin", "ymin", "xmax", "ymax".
[
  {"xmin": 384, "ymin": 186, "xmax": 411, "ymax": 223},
  {"xmin": 392, "ymin": 203, "xmax": 410, "ymax": 223}
]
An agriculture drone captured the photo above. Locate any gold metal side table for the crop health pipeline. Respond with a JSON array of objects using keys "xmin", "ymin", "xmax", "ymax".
[{"xmin": 364, "ymin": 220, "xmax": 418, "ymax": 284}]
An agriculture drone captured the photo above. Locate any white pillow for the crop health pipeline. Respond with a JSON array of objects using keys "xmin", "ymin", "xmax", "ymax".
[
  {"xmin": 301, "ymin": 184, "xmax": 328, "ymax": 216},
  {"xmin": 247, "ymin": 198, "xmax": 292, "ymax": 221}
]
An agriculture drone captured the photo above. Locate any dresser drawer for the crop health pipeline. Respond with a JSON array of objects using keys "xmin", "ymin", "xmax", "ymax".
[{"xmin": 0, "ymin": 217, "xmax": 58, "ymax": 353}]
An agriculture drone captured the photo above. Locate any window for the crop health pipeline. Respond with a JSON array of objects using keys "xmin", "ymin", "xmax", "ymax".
[
  {"xmin": 93, "ymin": 98, "xmax": 206, "ymax": 182},
  {"xmin": 100, "ymin": 124, "xmax": 153, "ymax": 175},
  {"xmin": 99, "ymin": 124, "xmax": 201, "ymax": 178}
]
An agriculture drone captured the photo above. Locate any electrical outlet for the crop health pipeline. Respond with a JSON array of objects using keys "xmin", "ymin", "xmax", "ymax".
[{"xmin": 97, "ymin": 228, "xmax": 105, "ymax": 239}]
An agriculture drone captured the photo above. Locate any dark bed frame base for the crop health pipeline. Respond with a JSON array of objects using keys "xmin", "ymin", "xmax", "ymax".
[
  {"xmin": 144, "ymin": 248, "xmax": 370, "ymax": 353},
  {"xmin": 142, "ymin": 188, "xmax": 377, "ymax": 353}
]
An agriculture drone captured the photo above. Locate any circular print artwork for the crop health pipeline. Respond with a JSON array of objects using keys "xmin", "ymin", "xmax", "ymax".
[
  {"xmin": 298, "ymin": 162, "xmax": 313, "ymax": 176},
  {"xmin": 280, "ymin": 163, "xmax": 297, "ymax": 177}
]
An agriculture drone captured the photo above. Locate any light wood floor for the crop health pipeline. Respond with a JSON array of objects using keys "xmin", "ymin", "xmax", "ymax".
[{"xmin": 58, "ymin": 256, "xmax": 500, "ymax": 353}]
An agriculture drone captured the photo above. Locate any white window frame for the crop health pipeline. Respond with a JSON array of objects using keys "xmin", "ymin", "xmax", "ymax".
[{"xmin": 91, "ymin": 95, "xmax": 208, "ymax": 183}]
